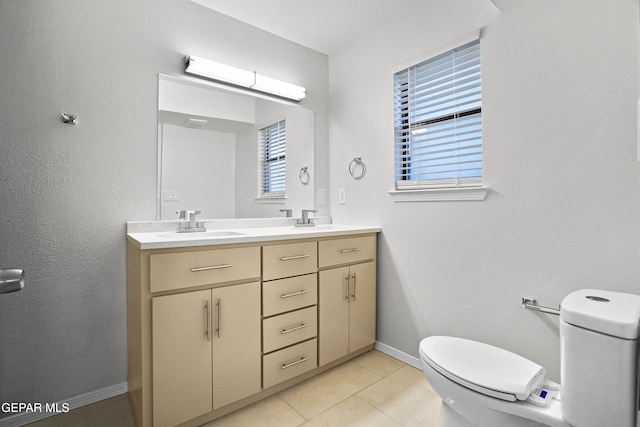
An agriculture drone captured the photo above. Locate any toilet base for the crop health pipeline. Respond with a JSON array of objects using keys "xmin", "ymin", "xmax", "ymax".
[
  {"xmin": 421, "ymin": 354, "xmax": 567, "ymax": 427},
  {"xmin": 439, "ymin": 396, "xmax": 549, "ymax": 427}
]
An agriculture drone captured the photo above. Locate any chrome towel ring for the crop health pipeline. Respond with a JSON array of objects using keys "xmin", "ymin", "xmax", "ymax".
[
  {"xmin": 299, "ymin": 167, "xmax": 310, "ymax": 185},
  {"xmin": 349, "ymin": 157, "xmax": 366, "ymax": 179}
]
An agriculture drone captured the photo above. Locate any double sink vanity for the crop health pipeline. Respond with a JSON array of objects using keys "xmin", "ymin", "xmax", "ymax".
[{"xmin": 126, "ymin": 219, "xmax": 380, "ymax": 427}]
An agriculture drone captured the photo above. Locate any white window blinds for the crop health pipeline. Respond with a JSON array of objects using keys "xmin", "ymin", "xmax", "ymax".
[
  {"xmin": 394, "ymin": 39, "xmax": 482, "ymax": 189},
  {"xmin": 259, "ymin": 119, "xmax": 286, "ymax": 196}
]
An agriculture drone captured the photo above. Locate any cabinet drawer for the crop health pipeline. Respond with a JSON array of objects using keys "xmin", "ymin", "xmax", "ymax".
[
  {"xmin": 150, "ymin": 247, "xmax": 260, "ymax": 292},
  {"xmin": 263, "ymin": 274, "xmax": 317, "ymax": 317},
  {"xmin": 263, "ymin": 339, "xmax": 317, "ymax": 389},
  {"xmin": 318, "ymin": 235, "xmax": 376, "ymax": 268},
  {"xmin": 263, "ymin": 306, "xmax": 317, "ymax": 353},
  {"xmin": 263, "ymin": 242, "xmax": 317, "ymax": 281}
]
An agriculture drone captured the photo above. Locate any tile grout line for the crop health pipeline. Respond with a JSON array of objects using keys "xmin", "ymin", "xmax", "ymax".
[
  {"xmin": 278, "ymin": 352, "xmax": 405, "ymax": 423},
  {"xmin": 300, "ymin": 354, "xmax": 411, "ymax": 423},
  {"xmin": 275, "ymin": 393, "xmax": 308, "ymax": 425}
]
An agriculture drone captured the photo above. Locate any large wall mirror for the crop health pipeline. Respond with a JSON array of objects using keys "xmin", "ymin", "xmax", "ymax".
[{"xmin": 157, "ymin": 74, "xmax": 315, "ymax": 220}]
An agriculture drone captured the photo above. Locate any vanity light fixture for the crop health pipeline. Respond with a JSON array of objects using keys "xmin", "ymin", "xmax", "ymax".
[
  {"xmin": 185, "ymin": 55, "xmax": 306, "ymax": 101},
  {"xmin": 185, "ymin": 55, "xmax": 255, "ymax": 87},
  {"xmin": 252, "ymin": 73, "xmax": 306, "ymax": 102},
  {"xmin": 184, "ymin": 117, "xmax": 209, "ymax": 128}
]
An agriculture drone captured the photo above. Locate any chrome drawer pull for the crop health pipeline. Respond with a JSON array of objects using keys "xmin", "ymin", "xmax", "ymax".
[
  {"xmin": 281, "ymin": 323, "xmax": 310, "ymax": 335},
  {"xmin": 280, "ymin": 254, "xmax": 310, "ymax": 261},
  {"xmin": 281, "ymin": 356, "xmax": 309, "ymax": 370},
  {"xmin": 191, "ymin": 264, "xmax": 232, "ymax": 272},
  {"xmin": 340, "ymin": 248, "xmax": 361, "ymax": 254},
  {"xmin": 281, "ymin": 290, "xmax": 310, "ymax": 299}
]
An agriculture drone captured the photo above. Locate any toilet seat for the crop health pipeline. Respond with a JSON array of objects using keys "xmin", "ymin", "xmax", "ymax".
[{"xmin": 420, "ymin": 336, "xmax": 546, "ymax": 402}]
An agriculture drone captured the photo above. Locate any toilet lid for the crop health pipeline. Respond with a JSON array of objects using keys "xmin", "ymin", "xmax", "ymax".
[{"xmin": 420, "ymin": 336, "xmax": 545, "ymax": 401}]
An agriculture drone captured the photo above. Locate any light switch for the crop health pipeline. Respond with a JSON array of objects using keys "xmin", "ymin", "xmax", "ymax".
[
  {"xmin": 338, "ymin": 188, "xmax": 346, "ymax": 205},
  {"xmin": 163, "ymin": 191, "xmax": 179, "ymax": 202}
]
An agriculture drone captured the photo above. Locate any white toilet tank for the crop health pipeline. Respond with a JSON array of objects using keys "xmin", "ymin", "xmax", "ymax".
[{"xmin": 560, "ymin": 289, "xmax": 640, "ymax": 427}]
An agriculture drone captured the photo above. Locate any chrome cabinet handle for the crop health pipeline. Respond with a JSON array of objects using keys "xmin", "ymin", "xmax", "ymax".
[
  {"xmin": 216, "ymin": 298, "xmax": 221, "ymax": 339},
  {"xmin": 281, "ymin": 323, "xmax": 310, "ymax": 335},
  {"xmin": 204, "ymin": 300, "xmax": 211, "ymax": 341},
  {"xmin": 191, "ymin": 264, "xmax": 232, "ymax": 272},
  {"xmin": 351, "ymin": 273, "xmax": 357, "ymax": 301},
  {"xmin": 280, "ymin": 254, "xmax": 310, "ymax": 261},
  {"xmin": 281, "ymin": 290, "xmax": 310, "ymax": 299},
  {"xmin": 281, "ymin": 356, "xmax": 309, "ymax": 370},
  {"xmin": 344, "ymin": 275, "xmax": 350, "ymax": 301},
  {"xmin": 340, "ymin": 248, "xmax": 361, "ymax": 254}
]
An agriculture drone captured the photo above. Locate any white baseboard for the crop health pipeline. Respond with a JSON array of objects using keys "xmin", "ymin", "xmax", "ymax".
[
  {"xmin": 0, "ymin": 382, "xmax": 128, "ymax": 427},
  {"xmin": 374, "ymin": 341, "xmax": 422, "ymax": 370}
]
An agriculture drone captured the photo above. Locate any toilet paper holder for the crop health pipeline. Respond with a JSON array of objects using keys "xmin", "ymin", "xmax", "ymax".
[
  {"xmin": 0, "ymin": 269, "xmax": 25, "ymax": 294},
  {"xmin": 521, "ymin": 296, "xmax": 560, "ymax": 316}
]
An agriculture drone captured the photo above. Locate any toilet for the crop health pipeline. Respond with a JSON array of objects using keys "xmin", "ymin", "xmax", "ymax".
[{"xmin": 419, "ymin": 289, "xmax": 640, "ymax": 427}]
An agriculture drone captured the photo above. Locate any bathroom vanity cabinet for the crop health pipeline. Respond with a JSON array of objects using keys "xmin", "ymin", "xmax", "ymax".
[
  {"xmin": 126, "ymin": 227, "xmax": 378, "ymax": 427},
  {"xmin": 151, "ymin": 282, "xmax": 261, "ymax": 427},
  {"xmin": 262, "ymin": 241, "xmax": 319, "ymax": 388},
  {"xmin": 318, "ymin": 236, "xmax": 377, "ymax": 366}
]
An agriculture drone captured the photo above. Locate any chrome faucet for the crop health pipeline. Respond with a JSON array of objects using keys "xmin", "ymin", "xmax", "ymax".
[
  {"xmin": 280, "ymin": 209, "xmax": 293, "ymax": 218},
  {"xmin": 296, "ymin": 209, "xmax": 317, "ymax": 227},
  {"xmin": 176, "ymin": 210, "xmax": 206, "ymax": 233},
  {"xmin": 188, "ymin": 210, "xmax": 200, "ymax": 228}
]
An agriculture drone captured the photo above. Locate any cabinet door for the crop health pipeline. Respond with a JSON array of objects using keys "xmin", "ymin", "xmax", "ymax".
[
  {"xmin": 348, "ymin": 261, "xmax": 376, "ymax": 352},
  {"xmin": 318, "ymin": 266, "xmax": 350, "ymax": 366},
  {"xmin": 212, "ymin": 282, "xmax": 261, "ymax": 409},
  {"xmin": 152, "ymin": 290, "xmax": 212, "ymax": 427}
]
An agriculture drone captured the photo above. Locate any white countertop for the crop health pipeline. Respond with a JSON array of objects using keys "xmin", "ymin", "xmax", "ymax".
[{"xmin": 127, "ymin": 224, "xmax": 381, "ymax": 250}]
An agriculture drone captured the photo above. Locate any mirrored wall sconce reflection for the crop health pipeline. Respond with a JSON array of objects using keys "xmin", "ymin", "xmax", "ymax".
[
  {"xmin": 61, "ymin": 113, "xmax": 77, "ymax": 125},
  {"xmin": 349, "ymin": 157, "xmax": 366, "ymax": 179},
  {"xmin": 184, "ymin": 55, "xmax": 307, "ymax": 102},
  {"xmin": 299, "ymin": 167, "xmax": 310, "ymax": 185}
]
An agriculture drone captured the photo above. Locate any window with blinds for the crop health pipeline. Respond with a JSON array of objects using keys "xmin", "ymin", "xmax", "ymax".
[
  {"xmin": 394, "ymin": 39, "xmax": 482, "ymax": 190},
  {"xmin": 259, "ymin": 119, "xmax": 286, "ymax": 197}
]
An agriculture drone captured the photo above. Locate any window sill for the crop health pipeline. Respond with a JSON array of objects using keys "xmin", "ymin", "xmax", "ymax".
[
  {"xmin": 388, "ymin": 186, "xmax": 489, "ymax": 202},
  {"xmin": 255, "ymin": 196, "xmax": 287, "ymax": 204}
]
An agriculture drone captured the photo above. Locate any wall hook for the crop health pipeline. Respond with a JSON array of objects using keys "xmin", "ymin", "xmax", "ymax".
[{"xmin": 61, "ymin": 113, "xmax": 77, "ymax": 125}]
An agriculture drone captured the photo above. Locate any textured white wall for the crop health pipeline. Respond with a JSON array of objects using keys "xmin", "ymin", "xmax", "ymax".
[
  {"xmin": 0, "ymin": 0, "xmax": 328, "ymax": 412},
  {"xmin": 329, "ymin": 0, "xmax": 640, "ymax": 380}
]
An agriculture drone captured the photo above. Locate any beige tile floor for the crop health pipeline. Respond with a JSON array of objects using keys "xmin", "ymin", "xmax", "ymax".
[{"xmin": 26, "ymin": 350, "xmax": 442, "ymax": 427}]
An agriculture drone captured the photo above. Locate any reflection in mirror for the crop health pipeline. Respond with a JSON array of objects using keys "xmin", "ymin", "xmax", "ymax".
[{"xmin": 157, "ymin": 74, "xmax": 315, "ymax": 220}]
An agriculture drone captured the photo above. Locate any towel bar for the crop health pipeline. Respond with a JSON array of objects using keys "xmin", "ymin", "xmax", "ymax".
[{"xmin": 521, "ymin": 296, "xmax": 560, "ymax": 316}]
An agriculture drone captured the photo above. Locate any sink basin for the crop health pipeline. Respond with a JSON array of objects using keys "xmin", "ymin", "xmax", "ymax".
[{"xmin": 155, "ymin": 230, "xmax": 246, "ymax": 239}]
